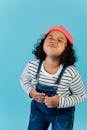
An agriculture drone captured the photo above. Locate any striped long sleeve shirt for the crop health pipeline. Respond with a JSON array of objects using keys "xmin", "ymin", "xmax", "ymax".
[{"xmin": 20, "ymin": 59, "xmax": 87, "ymax": 108}]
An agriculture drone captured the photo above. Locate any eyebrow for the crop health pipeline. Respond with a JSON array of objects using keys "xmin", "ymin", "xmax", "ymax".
[
  {"xmin": 48, "ymin": 34, "xmax": 66, "ymax": 40},
  {"xmin": 58, "ymin": 37, "xmax": 65, "ymax": 40}
]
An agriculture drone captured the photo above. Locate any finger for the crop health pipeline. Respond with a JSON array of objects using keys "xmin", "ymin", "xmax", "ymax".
[
  {"xmin": 47, "ymin": 105, "xmax": 53, "ymax": 108},
  {"xmin": 39, "ymin": 93, "xmax": 45, "ymax": 96},
  {"xmin": 38, "ymin": 99, "xmax": 45, "ymax": 103},
  {"xmin": 39, "ymin": 97, "xmax": 45, "ymax": 100},
  {"xmin": 36, "ymin": 98, "xmax": 45, "ymax": 103},
  {"xmin": 45, "ymin": 102, "xmax": 52, "ymax": 108},
  {"xmin": 35, "ymin": 95, "xmax": 45, "ymax": 101},
  {"xmin": 36, "ymin": 92, "xmax": 45, "ymax": 97},
  {"xmin": 45, "ymin": 96, "xmax": 51, "ymax": 101},
  {"xmin": 45, "ymin": 98, "xmax": 51, "ymax": 104}
]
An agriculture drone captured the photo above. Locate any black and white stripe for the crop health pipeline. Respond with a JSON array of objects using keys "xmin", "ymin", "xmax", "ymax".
[{"xmin": 20, "ymin": 59, "xmax": 87, "ymax": 108}]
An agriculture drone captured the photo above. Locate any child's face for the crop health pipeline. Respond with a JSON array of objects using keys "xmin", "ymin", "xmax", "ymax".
[{"xmin": 43, "ymin": 30, "xmax": 67, "ymax": 58}]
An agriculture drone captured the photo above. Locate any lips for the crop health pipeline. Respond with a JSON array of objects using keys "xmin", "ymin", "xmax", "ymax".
[{"xmin": 48, "ymin": 43, "xmax": 56, "ymax": 48}]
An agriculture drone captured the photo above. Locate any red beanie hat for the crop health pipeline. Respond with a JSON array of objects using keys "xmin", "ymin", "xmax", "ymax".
[{"xmin": 45, "ymin": 25, "xmax": 73, "ymax": 45}]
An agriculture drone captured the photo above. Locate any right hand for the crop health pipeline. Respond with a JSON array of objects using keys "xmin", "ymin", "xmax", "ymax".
[{"xmin": 29, "ymin": 88, "xmax": 45, "ymax": 103}]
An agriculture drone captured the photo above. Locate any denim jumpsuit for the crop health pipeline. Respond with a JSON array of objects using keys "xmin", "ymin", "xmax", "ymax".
[{"xmin": 28, "ymin": 61, "xmax": 75, "ymax": 130}]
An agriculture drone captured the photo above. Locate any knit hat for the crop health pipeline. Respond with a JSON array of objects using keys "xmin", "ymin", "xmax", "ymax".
[{"xmin": 45, "ymin": 25, "xmax": 73, "ymax": 45}]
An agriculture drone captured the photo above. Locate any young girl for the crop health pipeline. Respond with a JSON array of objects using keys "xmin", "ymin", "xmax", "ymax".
[{"xmin": 20, "ymin": 25, "xmax": 87, "ymax": 130}]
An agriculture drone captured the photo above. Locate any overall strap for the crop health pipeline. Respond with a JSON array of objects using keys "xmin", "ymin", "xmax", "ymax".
[
  {"xmin": 55, "ymin": 66, "xmax": 66, "ymax": 84},
  {"xmin": 36, "ymin": 61, "xmax": 42, "ymax": 79}
]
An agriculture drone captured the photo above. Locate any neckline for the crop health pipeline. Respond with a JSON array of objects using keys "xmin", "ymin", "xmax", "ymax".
[{"xmin": 41, "ymin": 61, "xmax": 63, "ymax": 77}]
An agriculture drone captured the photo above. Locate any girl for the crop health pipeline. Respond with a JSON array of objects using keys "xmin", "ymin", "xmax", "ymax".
[{"xmin": 20, "ymin": 25, "xmax": 87, "ymax": 130}]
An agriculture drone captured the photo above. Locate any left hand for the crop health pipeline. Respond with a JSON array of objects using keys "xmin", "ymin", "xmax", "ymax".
[{"xmin": 45, "ymin": 95, "xmax": 60, "ymax": 108}]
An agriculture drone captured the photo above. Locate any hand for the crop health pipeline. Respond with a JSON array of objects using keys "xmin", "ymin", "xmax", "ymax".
[
  {"xmin": 45, "ymin": 95, "xmax": 60, "ymax": 108},
  {"xmin": 30, "ymin": 88, "xmax": 45, "ymax": 103}
]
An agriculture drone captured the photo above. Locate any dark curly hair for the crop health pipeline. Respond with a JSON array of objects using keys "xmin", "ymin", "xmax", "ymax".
[{"xmin": 32, "ymin": 35, "xmax": 77, "ymax": 67}]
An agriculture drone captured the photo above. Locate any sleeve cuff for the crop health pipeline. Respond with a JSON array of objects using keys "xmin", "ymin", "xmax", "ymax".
[
  {"xmin": 58, "ymin": 96, "xmax": 65, "ymax": 108},
  {"xmin": 27, "ymin": 87, "xmax": 34, "ymax": 98}
]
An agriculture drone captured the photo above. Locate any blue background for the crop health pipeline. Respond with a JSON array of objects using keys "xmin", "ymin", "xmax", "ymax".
[{"xmin": 0, "ymin": 0, "xmax": 87, "ymax": 130}]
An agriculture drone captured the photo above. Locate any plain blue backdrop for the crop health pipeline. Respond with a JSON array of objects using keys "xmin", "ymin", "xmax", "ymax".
[{"xmin": 0, "ymin": 0, "xmax": 87, "ymax": 130}]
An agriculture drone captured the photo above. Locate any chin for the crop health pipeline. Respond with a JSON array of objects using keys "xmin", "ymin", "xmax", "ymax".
[{"xmin": 47, "ymin": 54, "xmax": 60, "ymax": 58}]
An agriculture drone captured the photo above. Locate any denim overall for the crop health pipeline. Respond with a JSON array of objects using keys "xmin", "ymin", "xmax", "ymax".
[{"xmin": 28, "ymin": 61, "xmax": 75, "ymax": 130}]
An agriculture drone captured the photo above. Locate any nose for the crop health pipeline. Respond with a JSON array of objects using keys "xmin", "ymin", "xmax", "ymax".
[{"xmin": 50, "ymin": 37, "xmax": 58, "ymax": 44}]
